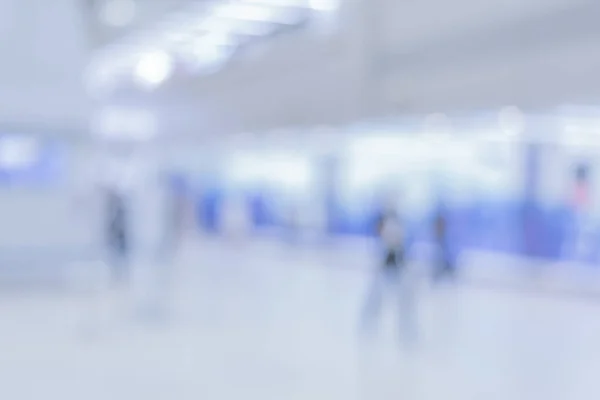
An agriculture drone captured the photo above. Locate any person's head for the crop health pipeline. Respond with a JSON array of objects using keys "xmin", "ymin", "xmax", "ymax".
[{"xmin": 575, "ymin": 164, "xmax": 589, "ymax": 184}]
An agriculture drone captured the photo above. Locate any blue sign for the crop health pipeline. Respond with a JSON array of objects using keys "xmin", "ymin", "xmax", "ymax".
[{"xmin": 0, "ymin": 135, "xmax": 64, "ymax": 184}]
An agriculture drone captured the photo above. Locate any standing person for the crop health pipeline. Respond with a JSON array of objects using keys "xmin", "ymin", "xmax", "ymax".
[
  {"xmin": 130, "ymin": 164, "xmax": 174, "ymax": 323},
  {"xmin": 98, "ymin": 146, "xmax": 140, "ymax": 291},
  {"xmin": 71, "ymin": 176, "xmax": 133, "ymax": 337},
  {"xmin": 104, "ymin": 186, "xmax": 132, "ymax": 287},
  {"xmin": 359, "ymin": 196, "xmax": 416, "ymax": 343},
  {"xmin": 99, "ymin": 147, "xmax": 171, "ymax": 322},
  {"xmin": 432, "ymin": 203, "xmax": 455, "ymax": 281},
  {"xmin": 159, "ymin": 174, "xmax": 187, "ymax": 261},
  {"xmin": 569, "ymin": 163, "xmax": 593, "ymax": 262}
]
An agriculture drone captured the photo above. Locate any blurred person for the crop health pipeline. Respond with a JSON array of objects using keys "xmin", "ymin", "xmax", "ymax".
[
  {"xmin": 149, "ymin": 174, "xmax": 192, "ymax": 317},
  {"xmin": 104, "ymin": 186, "xmax": 132, "ymax": 287},
  {"xmin": 159, "ymin": 174, "xmax": 188, "ymax": 260},
  {"xmin": 74, "ymin": 147, "xmax": 176, "ymax": 326},
  {"xmin": 96, "ymin": 151, "xmax": 137, "ymax": 289},
  {"xmin": 432, "ymin": 202, "xmax": 456, "ymax": 281},
  {"xmin": 567, "ymin": 163, "xmax": 594, "ymax": 262},
  {"xmin": 359, "ymin": 194, "xmax": 416, "ymax": 344},
  {"xmin": 130, "ymin": 165, "xmax": 178, "ymax": 323},
  {"xmin": 99, "ymin": 147, "xmax": 172, "ymax": 321},
  {"xmin": 70, "ymin": 174, "xmax": 133, "ymax": 336}
]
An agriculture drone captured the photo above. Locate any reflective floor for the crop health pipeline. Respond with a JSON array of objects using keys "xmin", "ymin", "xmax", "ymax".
[{"xmin": 1, "ymin": 240, "xmax": 599, "ymax": 400}]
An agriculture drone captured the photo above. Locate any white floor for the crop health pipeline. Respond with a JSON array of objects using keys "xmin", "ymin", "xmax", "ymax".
[{"xmin": 1, "ymin": 239, "xmax": 600, "ymax": 400}]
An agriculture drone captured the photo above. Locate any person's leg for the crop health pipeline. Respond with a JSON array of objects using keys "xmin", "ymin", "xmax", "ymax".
[
  {"xmin": 109, "ymin": 233, "xmax": 130, "ymax": 288},
  {"xmin": 432, "ymin": 244, "xmax": 445, "ymax": 281},
  {"xmin": 106, "ymin": 237, "xmax": 119, "ymax": 286},
  {"xmin": 444, "ymin": 255, "xmax": 456, "ymax": 278},
  {"xmin": 433, "ymin": 242, "xmax": 455, "ymax": 281},
  {"xmin": 150, "ymin": 235, "xmax": 176, "ymax": 323},
  {"xmin": 395, "ymin": 263, "xmax": 417, "ymax": 345},
  {"xmin": 359, "ymin": 268, "xmax": 386, "ymax": 333}
]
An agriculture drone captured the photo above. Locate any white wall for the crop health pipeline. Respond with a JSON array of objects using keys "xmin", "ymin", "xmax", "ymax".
[
  {"xmin": 0, "ymin": 0, "xmax": 93, "ymax": 263},
  {"xmin": 0, "ymin": 142, "xmax": 95, "ymax": 262},
  {"xmin": 0, "ymin": 138, "xmax": 211, "ymax": 257},
  {"xmin": 0, "ymin": 0, "xmax": 90, "ymax": 133}
]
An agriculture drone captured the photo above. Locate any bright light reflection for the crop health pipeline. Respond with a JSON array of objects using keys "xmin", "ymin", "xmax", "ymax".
[
  {"xmin": 242, "ymin": 0, "xmax": 307, "ymax": 6},
  {"xmin": 212, "ymin": 2, "xmax": 299, "ymax": 23},
  {"xmin": 309, "ymin": 0, "xmax": 340, "ymax": 11},
  {"xmin": 228, "ymin": 154, "xmax": 312, "ymax": 190},
  {"xmin": 134, "ymin": 50, "xmax": 174, "ymax": 89}
]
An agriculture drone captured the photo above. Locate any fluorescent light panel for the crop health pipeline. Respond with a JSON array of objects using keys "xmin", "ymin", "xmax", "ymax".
[
  {"xmin": 202, "ymin": 17, "xmax": 278, "ymax": 36},
  {"xmin": 211, "ymin": 2, "xmax": 303, "ymax": 24},
  {"xmin": 241, "ymin": 0, "xmax": 309, "ymax": 7},
  {"xmin": 88, "ymin": 0, "xmax": 322, "ymax": 91}
]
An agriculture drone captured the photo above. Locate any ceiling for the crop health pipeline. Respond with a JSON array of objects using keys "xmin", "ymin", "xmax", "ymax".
[
  {"xmin": 88, "ymin": 0, "xmax": 600, "ymax": 138},
  {"xmin": 1, "ymin": 0, "xmax": 598, "ymax": 140}
]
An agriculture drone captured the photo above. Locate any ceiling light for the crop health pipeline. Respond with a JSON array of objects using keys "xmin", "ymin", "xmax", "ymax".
[
  {"xmin": 212, "ymin": 2, "xmax": 299, "ymax": 23},
  {"xmin": 213, "ymin": 3, "xmax": 274, "ymax": 21},
  {"xmin": 241, "ymin": 0, "xmax": 307, "ymax": 7},
  {"xmin": 199, "ymin": 17, "xmax": 277, "ymax": 36},
  {"xmin": 309, "ymin": 0, "xmax": 339, "ymax": 11},
  {"xmin": 134, "ymin": 50, "xmax": 174, "ymax": 89}
]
